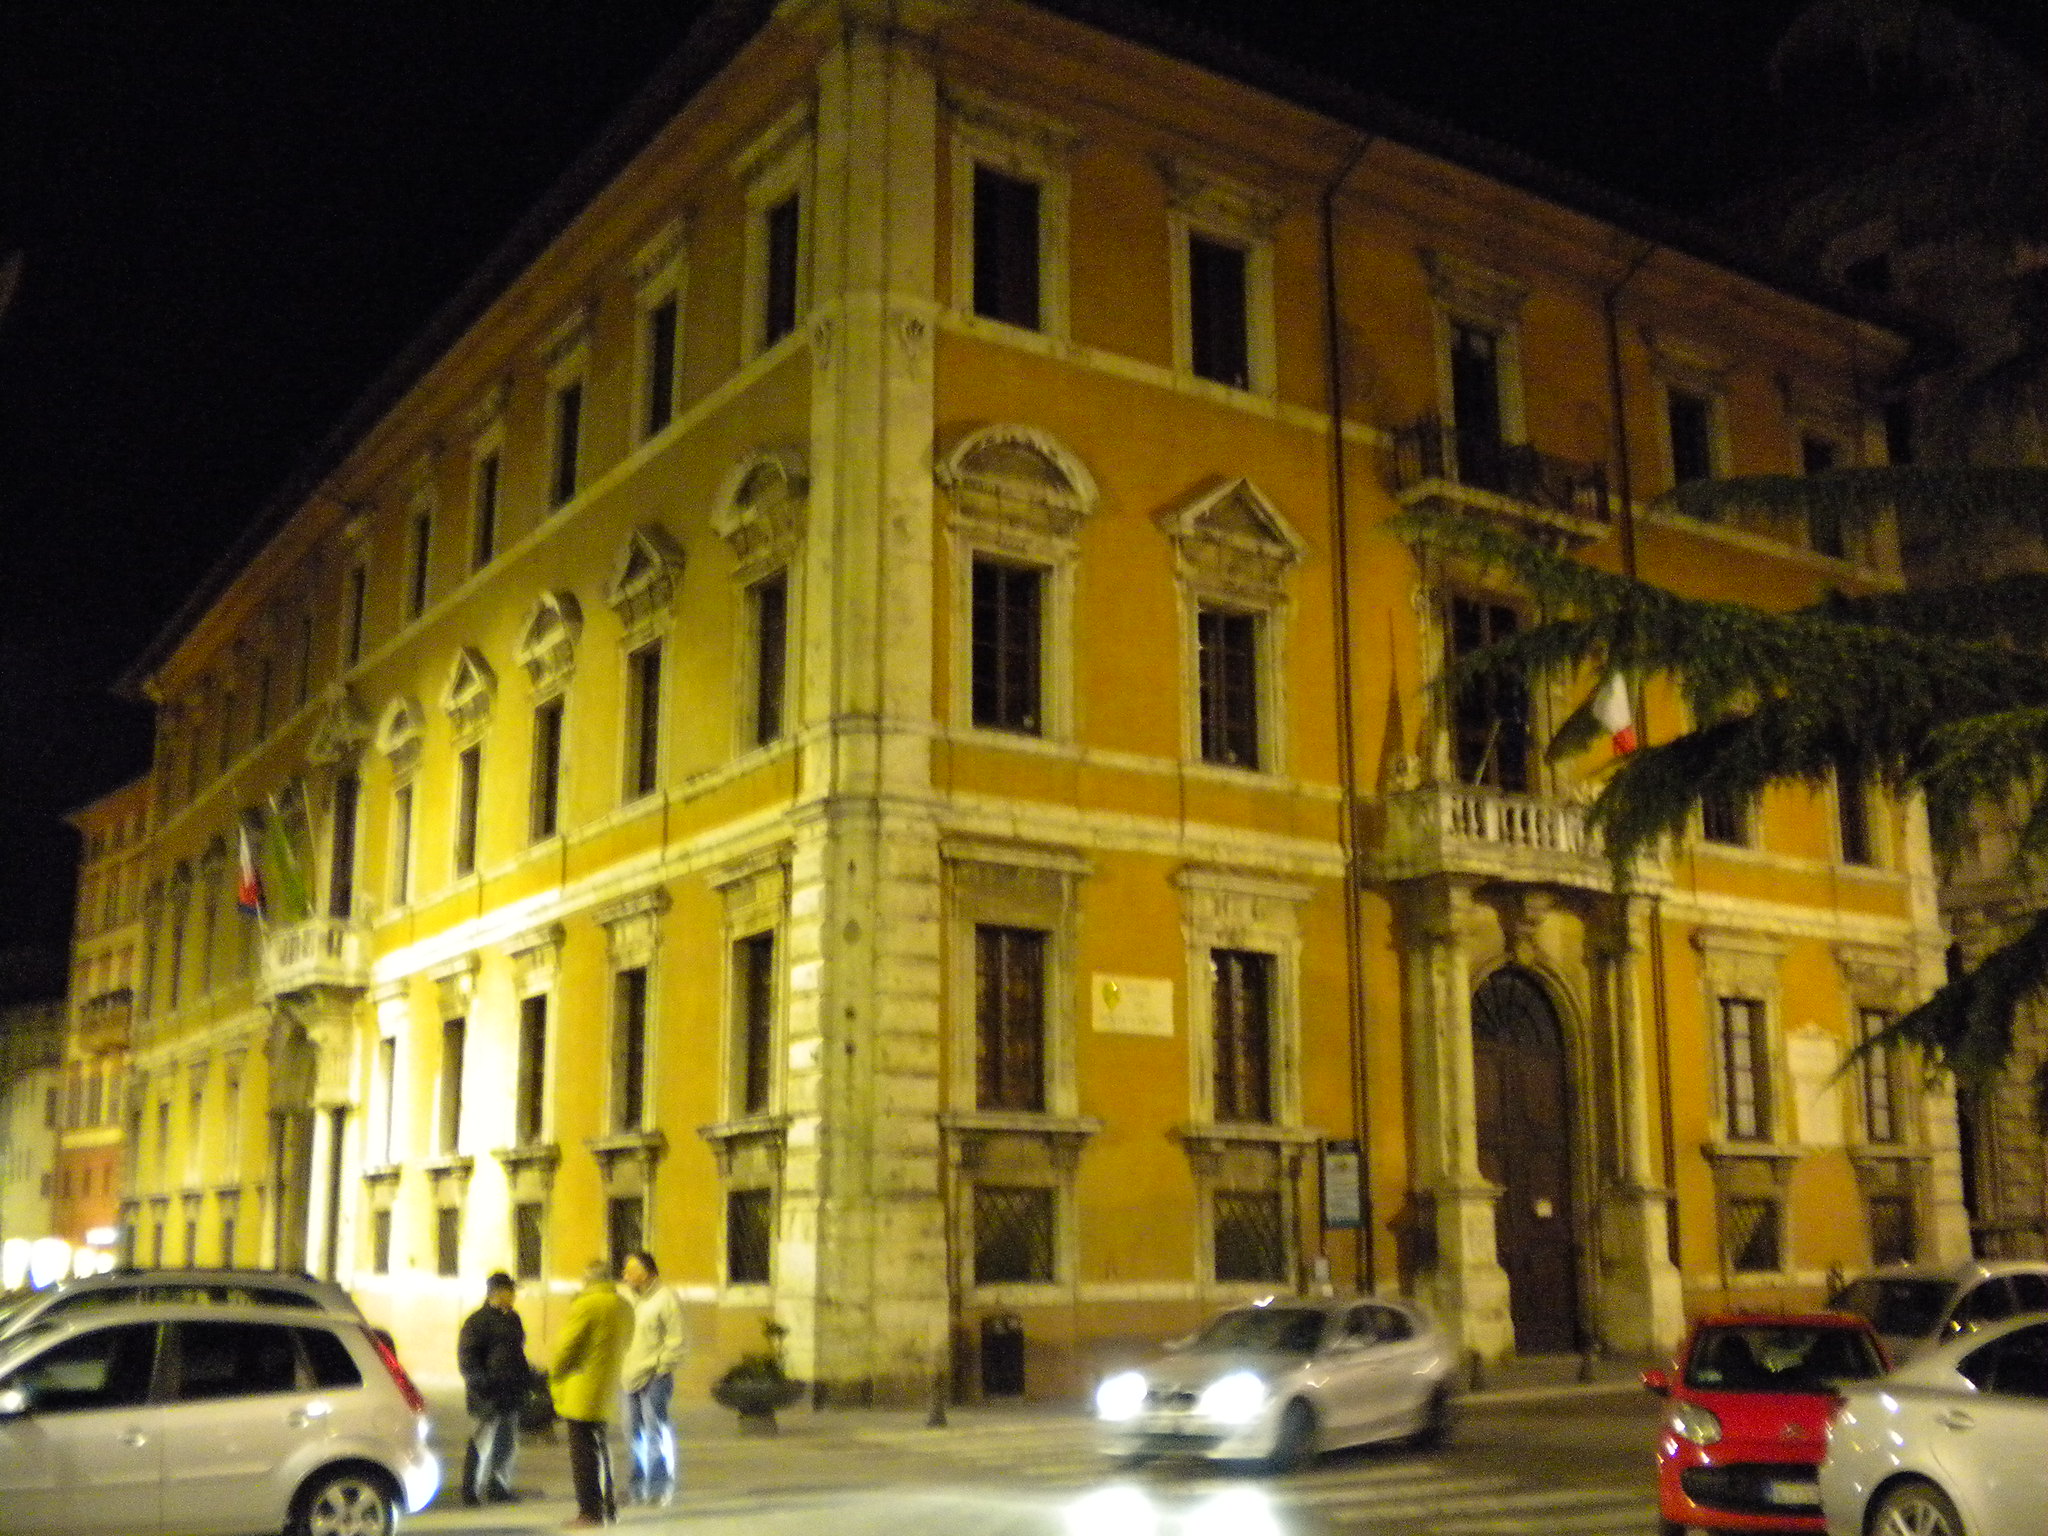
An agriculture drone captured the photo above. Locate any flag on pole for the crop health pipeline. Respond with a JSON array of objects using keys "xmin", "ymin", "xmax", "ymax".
[
  {"xmin": 1590, "ymin": 672, "xmax": 1637, "ymax": 755},
  {"xmin": 236, "ymin": 822, "xmax": 265, "ymax": 915},
  {"xmin": 1547, "ymin": 672, "xmax": 1638, "ymax": 762}
]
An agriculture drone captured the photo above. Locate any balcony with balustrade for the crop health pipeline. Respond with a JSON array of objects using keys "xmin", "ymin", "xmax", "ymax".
[
  {"xmin": 1388, "ymin": 417, "xmax": 1610, "ymax": 544},
  {"xmin": 258, "ymin": 916, "xmax": 370, "ymax": 1001},
  {"xmin": 1367, "ymin": 781, "xmax": 1618, "ymax": 890}
]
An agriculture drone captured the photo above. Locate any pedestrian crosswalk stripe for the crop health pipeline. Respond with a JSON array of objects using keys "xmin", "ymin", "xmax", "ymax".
[{"xmin": 1273, "ymin": 1473, "xmax": 1517, "ymax": 1508}]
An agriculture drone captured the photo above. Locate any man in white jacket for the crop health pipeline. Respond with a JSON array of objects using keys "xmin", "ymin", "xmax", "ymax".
[{"xmin": 620, "ymin": 1249, "xmax": 689, "ymax": 1504}]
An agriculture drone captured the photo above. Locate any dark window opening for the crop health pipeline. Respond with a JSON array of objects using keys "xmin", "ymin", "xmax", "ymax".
[
  {"xmin": 1802, "ymin": 436, "xmax": 1847, "ymax": 557},
  {"xmin": 1189, "ymin": 234, "xmax": 1250, "ymax": 388},
  {"xmin": 1198, "ymin": 607, "xmax": 1261, "ymax": 769},
  {"xmin": 625, "ymin": 643, "xmax": 663, "ymax": 799},
  {"xmin": 1838, "ymin": 768, "xmax": 1872, "ymax": 866},
  {"xmin": 644, "ymin": 296, "xmax": 678, "ymax": 437},
  {"xmin": 435, "ymin": 1206, "xmax": 460, "ymax": 1277},
  {"xmin": 1719, "ymin": 997, "xmax": 1770, "ymax": 1142},
  {"xmin": 1212, "ymin": 949, "xmax": 1274, "ymax": 1123},
  {"xmin": 762, "ymin": 194, "xmax": 801, "ymax": 346},
  {"xmin": 453, "ymin": 746, "xmax": 481, "ymax": 876},
  {"xmin": 438, "ymin": 1016, "xmax": 466, "ymax": 1156},
  {"xmin": 550, "ymin": 380, "xmax": 582, "ymax": 508},
  {"xmin": 736, "ymin": 932, "xmax": 776, "ymax": 1117},
  {"xmin": 607, "ymin": 1196, "xmax": 643, "ymax": 1276},
  {"xmin": 975, "ymin": 925, "xmax": 1046, "ymax": 1113},
  {"xmin": 727, "ymin": 1188, "xmax": 772, "ymax": 1285},
  {"xmin": 613, "ymin": 966, "xmax": 648, "ymax": 1133},
  {"xmin": 326, "ymin": 772, "xmax": 359, "ymax": 921},
  {"xmin": 529, "ymin": 698, "xmax": 563, "ymax": 841},
  {"xmin": 344, "ymin": 567, "xmax": 367, "ymax": 666},
  {"xmin": 752, "ymin": 574, "xmax": 788, "ymax": 746},
  {"xmin": 513, "ymin": 1202, "xmax": 544, "ymax": 1281},
  {"xmin": 972, "ymin": 165, "xmax": 1041, "ymax": 329},
  {"xmin": 1448, "ymin": 596, "xmax": 1529, "ymax": 792},
  {"xmin": 1726, "ymin": 1197, "xmax": 1782, "ymax": 1273},
  {"xmin": 971, "ymin": 558, "xmax": 1043, "ymax": 733},
  {"xmin": 1701, "ymin": 786, "xmax": 1749, "ymax": 846},
  {"xmin": 515, "ymin": 994, "xmax": 548, "ymax": 1146},
  {"xmin": 1450, "ymin": 322, "xmax": 1506, "ymax": 491},
  {"xmin": 407, "ymin": 511, "xmax": 432, "ymax": 619},
  {"xmin": 1667, "ymin": 389, "xmax": 1715, "ymax": 485},
  {"xmin": 471, "ymin": 452, "xmax": 500, "ymax": 571}
]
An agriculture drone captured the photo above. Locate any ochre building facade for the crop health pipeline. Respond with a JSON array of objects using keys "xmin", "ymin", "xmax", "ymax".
[{"xmin": 112, "ymin": 0, "xmax": 1964, "ymax": 1402}]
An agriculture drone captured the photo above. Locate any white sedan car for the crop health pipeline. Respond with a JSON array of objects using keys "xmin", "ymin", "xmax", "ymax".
[
  {"xmin": 1094, "ymin": 1296, "xmax": 1454, "ymax": 1471},
  {"xmin": 1820, "ymin": 1311, "xmax": 2048, "ymax": 1536}
]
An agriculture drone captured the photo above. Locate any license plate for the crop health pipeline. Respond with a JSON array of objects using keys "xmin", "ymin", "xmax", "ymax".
[{"xmin": 1766, "ymin": 1480, "xmax": 1812, "ymax": 1505}]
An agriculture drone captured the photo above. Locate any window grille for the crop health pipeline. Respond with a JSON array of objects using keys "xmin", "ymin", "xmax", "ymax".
[
  {"xmin": 513, "ymin": 1202, "xmax": 544, "ymax": 1281},
  {"xmin": 1725, "ymin": 1196, "xmax": 1781, "ymax": 1273},
  {"xmin": 1212, "ymin": 949, "xmax": 1274, "ymax": 1123},
  {"xmin": 727, "ymin": 1188, "xmax": 772, "ymax": 1285},
  {"xmin": 1867, "ymin": 1195, "xmax": 1914, "ymax": 1266},
  {"xmin": 1214, "ymin": 1190, "xmax": 1286, "ymax": 1282},
  {"xmin": 435, "ymin": 1206, "xmax": 461, "ymax": 1277},
  {"xmin": 1197, "ymin": 607, "xmax": 1261, "ymax": 768},
  {"xmin": 974, "ymin": 1185, "xmax": 1054, "ymax": 1284}
]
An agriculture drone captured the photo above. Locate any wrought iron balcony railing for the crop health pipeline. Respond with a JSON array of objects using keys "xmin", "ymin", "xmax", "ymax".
[
  {"xmin": 259, "ymin": 916, "xmax": 370, "ymax": 1000},
  {"xmin": 1389, "ymin": 417, "xmax": 1610, "ymax": 535}
]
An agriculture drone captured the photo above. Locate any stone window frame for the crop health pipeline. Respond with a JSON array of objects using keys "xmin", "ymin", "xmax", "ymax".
[
  {"xmin": 594, "ymin": 888, "xmax": 670, "ymax": 1137},
  {"xmin": 539, "ymin": 305, "xmax": 593, "ymax": 512},
  {"xmin": 1831, "ymin": 766, "xmax": 1884, "ymax": 870},
  {"xmin": 1645, "ymin": 331, "xmax": 1735, "ymax": 491},
  {"xmin": 732, "ymin": 102, "xmax": 813, "ymax": 361},
  {"xmin": 377, "ymin": 698, "xmax": 423, "ymax": 910},
  {"xmin": 502, "ymin": 924, "xmax": 564, "ymax": 1154},
  {"xmin": 368, "ymin": 986, "xmax": 408, "ymax": 1173},
  {"xmin": 936, "ymin": 425, "xmax": 1098, "ymax": 744},
  {"xmin": 629, "ymin": 215, "xmax": 689, "ymax": 443},
  {"xmin": 1159, "ymin": 478, "xmax": 1306, "ymax": 777},
  {"xmin": 1163, "ymin": 157, "xmax": 1282, "ymax": 398},
  {"xmin": 464, "ymin": 382, "xmax": 509, "ymax": 575},
  {"xmin": 1835, "ymin": 944, "xmax": 1930, "ymax": 1147},
  {"xmin": 712, "ymin": 850, "xmax": 791, "ymax": 1124},
  {"xmin": 1422, "ymin": 248, "xmax": 1531, "ymax": 453},
  {"xmin": 945, "ymin": 86, "xmax": 1077, "ymax": 342},
  {"xmin": 712, "ymin": 451, "xmax": 807, "ymax": 753},
  {"xmin": 1695, "ymin": 928, "xmax": 1796, "ymax": 1280}
]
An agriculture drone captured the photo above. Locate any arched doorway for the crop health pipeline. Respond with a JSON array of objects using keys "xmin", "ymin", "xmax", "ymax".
[{"xmin": 1472, "ymin": 965, "xmax": 1580, "ymax": 1353}]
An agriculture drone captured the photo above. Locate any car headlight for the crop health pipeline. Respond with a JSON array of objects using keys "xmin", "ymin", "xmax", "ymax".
[
  {"xmin": 1095, "ymin": 1370, "xmax": 1149, "ymax": 1423},
  {"xmin": 1196, "ymin": 1371, "xmax": 1269, "ymax": 1425},
  {"xmin": 1671, "ymin": 1401, "xmax": 1721, "ymax": 1446}
]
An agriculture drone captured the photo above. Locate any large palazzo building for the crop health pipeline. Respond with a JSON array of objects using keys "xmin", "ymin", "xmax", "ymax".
[{"xmin": 110, "ymin": 0, "xmax": 1964, "ymax": 1402}]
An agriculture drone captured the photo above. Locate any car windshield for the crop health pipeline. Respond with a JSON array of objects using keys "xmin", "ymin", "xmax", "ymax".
[
  {"xmin": 1828, "ymin": 1278, "xmax": 1950, "ymax": 1338},
  {"xmin": 1191, "ymin": 1307, "xmax": 1327, "ymax": 1356},
  {"xmin": 1684, "ymin": 1324, "xmax": 1886, "ymax": 1394}
]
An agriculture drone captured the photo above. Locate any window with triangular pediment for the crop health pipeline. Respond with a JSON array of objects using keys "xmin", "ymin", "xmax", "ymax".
[
  {"xmin": 377, "ymin": 697, "xmax": 424, "ymax": 776},
  {"xmin": 605, "ymin": 526, "xmax": 685, "ymax": 643},
  {"xmin": 515, "ymin": 591, "xmax": 583, "ymax": 691},
  {"xmin": 442, "ymin": 648, "xmax": 496, "ymax": 741}
]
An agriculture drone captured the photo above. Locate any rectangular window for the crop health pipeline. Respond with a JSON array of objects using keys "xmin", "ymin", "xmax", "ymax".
[
  {"xmin": 1859, "ymin": 1008, "xmax": 1901, "ymax": 1145},
  {"xmin": 183, "ymin": 1220, "xmax": 197, "ymax": 1266},
  {"xmin": 513, "ymin": 1202, "xmax": 544, "ymax": 1281},
  {"xmin": 1214, "ymin": 1190, "xmax": 1286, "ymax": 1282},
  {"xmin": 1448, "ymin": 596, "xmax": 1529, "ymax": 792},
  {"xmin": 607, "ymin": 1196, "xmax": 644, "ymax": 1275},
  {"xmin": 296, "ymin": 613, "xmax": 314, "ymax": 705},
  {"xmin": 971, "ymin": 164, "xmax": 1041, "ymax": 330},
  {"xmin": 970, "ymin": 558, "xmax": 1043, "ymax": 734},
  {"xmin": 370, "ymin": 1209, "xmax": 392, "ymax": 1275},
  {"xmin": 735, "ymin": 932, "xmax": 776, "ymax": 1117},
  {"xmin": 549, "ymin": 379, "xmax": 582, "ymax": 509},
  {"xmin": 1726, "ymin": 1195, "xmax": 1782, "ymax": 1273},
  {"xmin": 217, "ymin": 694, "xmax": 236, "ymax": 773},
  {"xmin": 973, "ymin": 1184, "xmax": 1054, "ymax": 1284},
  {"xmin": 1188, "ymin": 234, "xmax": 1250, "ymax": 389},
  {"xmin": 1719, "ymin": 996, "xmax": 1770, "ymax": 1142},
  {"xmin": 344, "ymin": 566, "xmax": 367, "ymax": 667},
  {"xmin": 1212, "ymin": 949, "xmax": 1274, "ymax": 1123},
  {"xmin": 643, "ymin": 295, "xmax": 679, "ymax": 438},
  {"xmin": 471, "ymin": 451, "xmax": 500, "ymax": 571},
  {"xmin": 1667, "ymin": 388, "xmax": 1716, "ymax": 485},
  {"xmin": 975, "ymin": 924, "xmax": 1046, "ymax": 1113},
  {"xmin": 529, "ymin": 698, "xmax": 564, "ymax": 842},
  {"xmin": 435, "ymin": 1205, "xmax": 461, "ymax": 1277},
  {"xmin": 1700, "ymin": 786, "xmax": 1750, "ymax": 846},
  {"xmin": 515, "ymin": 995, "xmax": 548, "ymax": 1147},
  {"xmin": 751, "ymin": 573, "xmax": 788, "ymax": 747},
  {"xmin": 1867, "ymin": 1194, "xmax": 1914, "ymax": 1265},
  {"xmin": 326, "ymin": 772, "xmax": 359, "ymax": 921},
  {"xmin": 1197, "ymin": 606, "xmax": 1261, "ymax": 769},
  {"xmin": 1802, "ymin": 436, "xmax": 1847, "ymax": 557},
  {"xmin": 374, "ymin": 1035, "xmax": 397, "ymax": 1166},
  {"xmin": 612, "ymin": 966, "xmax": 649, "ymax": 1133},
  {"xmin": 1837, "ymin": 767, "xmax": 1873, "ymax": 865},
  {"xmin": 1449, "ymin": 322, "xmax": 1506, "ymax": 492},
  {"xmin": 389, "ymin": 783, "xmax": 413, "ymax": 907},
  {"xmin": 406, "ymin": 510, "xmax": 432, "ymax": 619},
  {"xmin": 726, "ymin": 1188, "xmax": 772, "ymax": 1285},
  {"xmin": 762, "ymin": 194, "xmax": 801, "ymax": 347},
  {"xmin": 438, "ymin": 1016, "xmax": 466, "ymax": 1156},
  {"xmin": 255, "ymin": 655, "xmax": 273, "ymax": 740},
  {"xmin": 453, "ymin": 745, "xmax": 481, "ymax": 876},
  {"xmin": 624, "ymin": 643, "xmax": 662, "ymax": 800}
]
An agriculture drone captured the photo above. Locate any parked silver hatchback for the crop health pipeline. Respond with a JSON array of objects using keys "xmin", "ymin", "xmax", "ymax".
[
  {"xmin": 0, "ymin": 1302, "xmax": 438, "ymax": 1536},
  {"xmin": 0, "ymin": 1268, "xmax": 365, "ymax": 1347}
]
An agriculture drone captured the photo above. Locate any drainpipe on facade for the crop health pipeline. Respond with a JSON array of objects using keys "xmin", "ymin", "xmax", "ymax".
[
  {"xmin": 1601, "ymin": 240, "xmax": 1681, "ymax": 1262},
  {"xmin": 1321, "ymin": 134, "xmax": 1376, "ymax": 1294}
]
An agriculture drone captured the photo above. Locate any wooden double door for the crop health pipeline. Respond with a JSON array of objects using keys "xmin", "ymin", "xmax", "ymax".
[{"xmin": 1472, "ymin": 965, "xmax": 1582, "ymax": 1354}]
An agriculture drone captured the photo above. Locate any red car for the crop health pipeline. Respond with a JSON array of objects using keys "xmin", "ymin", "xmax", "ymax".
[{"xmin": 1642, "ymin": 1313, "xmax": 1887, "ymax": 1536}]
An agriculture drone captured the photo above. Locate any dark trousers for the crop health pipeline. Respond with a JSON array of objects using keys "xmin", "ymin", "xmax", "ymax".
[{"xmin": 564, "ymin": 1417, "xmax": 616, "ymax": 1522}]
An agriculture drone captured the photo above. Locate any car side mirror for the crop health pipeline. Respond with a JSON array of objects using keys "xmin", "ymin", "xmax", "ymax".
[
  {"xmin": 0, "ymin": 1387, "xmax": 29, "ymax": 1418},
  {"xmin": 1640, "ymin": 1369, "xmax": 1671, "ymax": 1397}
]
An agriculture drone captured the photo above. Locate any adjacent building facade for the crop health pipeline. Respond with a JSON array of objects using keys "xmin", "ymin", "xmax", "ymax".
[{"xmin": 111, "ymin": 0, "xmax": 1964, "ymax": 1401}]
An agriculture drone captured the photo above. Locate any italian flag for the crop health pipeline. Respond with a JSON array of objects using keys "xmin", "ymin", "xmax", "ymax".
[
  {"xmin": 1590, "ymin": 672, "xmax": 1637, "ymax": 755},
  {"xmin": 236, "ymin": 823, "xmax": 265, "ymax": 916}
]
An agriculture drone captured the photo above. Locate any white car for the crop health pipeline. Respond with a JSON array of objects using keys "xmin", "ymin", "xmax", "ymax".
[
  {"xmin": 1819, "ymin": 1311, "xmax": 2048, "ymax": 1536},
  {"xmin": 1826, "ymin": 1260, "xmax": 2048, "ymax": 1364},
  {"xmin": 1094, "ymin": 1296, "xmax": 1454, "ymax": 1470},
  {"xmin": 0, "ymin": 1302, "xmax": 439, "ymax": 1536}
]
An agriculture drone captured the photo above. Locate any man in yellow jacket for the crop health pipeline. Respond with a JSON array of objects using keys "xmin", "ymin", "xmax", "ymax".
[{"xmin": 550, "ymin": 1259, "xmax": 636, "ymax": 1527}]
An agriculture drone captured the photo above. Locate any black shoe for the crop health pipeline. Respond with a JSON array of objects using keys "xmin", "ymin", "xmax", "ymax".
[
  {"xmin": 487, "ymin": 1487, "xmax": 520, "ymax": 1504},
  {"xmin": 459, "ymin": 1489, "xmax": 482, "ymax": 1508}
]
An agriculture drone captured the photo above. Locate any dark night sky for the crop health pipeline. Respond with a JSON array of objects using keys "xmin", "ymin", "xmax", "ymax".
[{"xmin": 1, "ymin": 2, "xmax": 2042, "ymax": 983}]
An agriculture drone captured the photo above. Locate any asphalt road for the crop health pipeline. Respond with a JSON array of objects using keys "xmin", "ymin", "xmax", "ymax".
[{"xmin": 407, "ymin": 1386, "xmax": 1665, "ymax": 1535}]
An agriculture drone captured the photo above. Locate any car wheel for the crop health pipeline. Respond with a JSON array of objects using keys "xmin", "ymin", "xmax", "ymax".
[
  {"xmin": 1870, "ymin": 1479, "xmax": 1967, "ymax": 1536},
  {"xmin": 293, "ymin": 1466, "xmax": 397, "ymax": 1536},
  {"xmin": 1408, "ymin": 1382, "xmax": 1454, "ymax": 1449},
  {"xmin": 1264, "ymin": 1398, "xmax": 1318, "ymax": 1473}
]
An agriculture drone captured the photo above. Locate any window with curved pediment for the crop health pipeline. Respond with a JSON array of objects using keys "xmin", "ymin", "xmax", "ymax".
[
  {"xmin": 306, "ymin": 688, "xmax": 370, "ymax": 768},
  {"xmin": 377, "ymin": 697, "xmax": 424, "ymax": 775},
  {"xmin": 714, "ymin": 452, "xmax": 807, "ymax": 752},
  {"xmin": 938, "ymin": 426, "xmax": 1097, "ymax": 741},
  {"xmin": 441, "ymin": 648, "xmax": 496, "ymax": 741},
  {"xmin": 515, "ymin": 591, "xmax": 582, "ymax": 692},
  {"xmin": 1159, "ymin": 479, "xmax": 1304, "ymax": 773}
]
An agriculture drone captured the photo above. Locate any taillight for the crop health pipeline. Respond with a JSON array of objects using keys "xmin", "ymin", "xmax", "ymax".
[{"xmin": 366, "ymin": 1326, "xmax": 427, "ymax": 1414}]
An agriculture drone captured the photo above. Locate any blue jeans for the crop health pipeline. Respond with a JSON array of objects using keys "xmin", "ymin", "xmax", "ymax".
[
  {"xmin": 624, "ymin": 1372, "xmax": 676, "ymax": 1497},
  {"xmin": 466, "ymin": 1408, "xmax": 518, "ymax": 1500}
]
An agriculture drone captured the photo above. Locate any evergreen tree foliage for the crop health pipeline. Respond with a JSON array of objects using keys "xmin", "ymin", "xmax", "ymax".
[{"xmin": 1395, "ymin": 469, "xmax": 2048, "ymax": 1115}]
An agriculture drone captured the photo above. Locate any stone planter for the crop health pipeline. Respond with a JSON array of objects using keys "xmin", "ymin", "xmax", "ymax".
[{"xmin": 712, "ymin": 1373, "xmax": 805, "ymax": 1434}]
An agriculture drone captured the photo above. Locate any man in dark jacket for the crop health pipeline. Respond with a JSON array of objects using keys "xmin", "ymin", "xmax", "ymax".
[{"xmin": 457, "ymin": 1271, "xmax": 528, "ymax": 1505}]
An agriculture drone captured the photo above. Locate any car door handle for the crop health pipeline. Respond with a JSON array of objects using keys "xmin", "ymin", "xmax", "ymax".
[
  {"xmin": 1934, "ymin": 1410, "xmax": 1975, "ymax": 1432},
  {"xmin": 284, "ymin": 1402, "xmax": 332, "ymax": 1430},
  {"xmin": 120, "ymin": 1429, "xmax": 149, "ymax": 1448}
]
